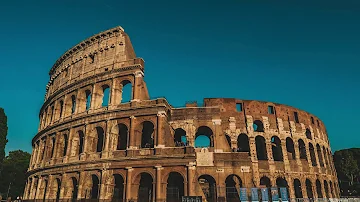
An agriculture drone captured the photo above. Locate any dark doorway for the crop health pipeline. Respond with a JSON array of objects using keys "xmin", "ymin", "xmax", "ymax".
[{"xmin": 166, "ymin": 172, "xmax": 184, "ymax": 202}]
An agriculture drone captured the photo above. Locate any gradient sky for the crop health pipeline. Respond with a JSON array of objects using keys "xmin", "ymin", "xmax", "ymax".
[{"xmin": 0, "ymin": 0, "xmax": 359, "ymax": 153}]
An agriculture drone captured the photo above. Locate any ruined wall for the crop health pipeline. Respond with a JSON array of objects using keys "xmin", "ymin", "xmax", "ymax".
[{"xmin": 24, "ymin": 27, "xmax": 339, "ymax": 202}]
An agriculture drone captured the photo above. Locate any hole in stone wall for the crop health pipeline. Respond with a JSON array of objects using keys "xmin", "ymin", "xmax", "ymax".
[
  {"xmin": 268, "ymin": 106, "xmax": 275, "ymax": 114},
  {"xmin": 294, "ymin": 112, "xmax": 299, "ymax": 123},
  {"xmin": 236, "ymin": 103, "xmax": 242, "ymax": 112},
  {"xmin": 253, "ymin": 120, "xmax": 264, "ymax": 132}
]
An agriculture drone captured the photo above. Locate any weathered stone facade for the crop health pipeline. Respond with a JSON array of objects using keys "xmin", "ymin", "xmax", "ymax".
[{"xmin": 24, "ymin": 26, "xmax": 339, "ymax": 202}]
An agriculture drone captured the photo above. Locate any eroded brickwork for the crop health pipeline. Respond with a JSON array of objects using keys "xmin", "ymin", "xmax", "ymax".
[{"xmin": 24, "ymin": 26, "xmax": 339, "ymax": 202}]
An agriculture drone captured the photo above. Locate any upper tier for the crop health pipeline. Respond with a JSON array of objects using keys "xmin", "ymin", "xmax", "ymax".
[{"xmin": 45, "ymin": 26, "xmax": 141, "ymax": 101}]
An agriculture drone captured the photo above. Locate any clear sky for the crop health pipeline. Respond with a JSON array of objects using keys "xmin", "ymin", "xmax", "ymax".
[{"xmin": 0, "ymin": 0, "xmax": 359, "ymax": 153}]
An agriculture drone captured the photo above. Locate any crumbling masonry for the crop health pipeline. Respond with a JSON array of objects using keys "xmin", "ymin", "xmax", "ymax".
[{"xmin": 23, "ymin": 26, "xmax": 339, "ymax": 202}]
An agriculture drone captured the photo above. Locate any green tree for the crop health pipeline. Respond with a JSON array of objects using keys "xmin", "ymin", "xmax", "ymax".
[
  {"xmin": 0, "ymin": 108, "xmax": 8, "ymax": 166},
  {"xmin": 334, "ymin": 148, "xmax": 360, "ymax": 196},
  {"xmin": 0, "ymin": 150, "xmax": 31, "ymax": 199}
]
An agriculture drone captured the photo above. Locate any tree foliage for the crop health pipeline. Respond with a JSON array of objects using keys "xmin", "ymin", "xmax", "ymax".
[
  {"xmin": 334, "ymin": 148, "xmax": 360, "ymax": 196},
  {"xmin": 0, "ymin": 150, "xmax": 31, "ymax": 199},
  {"xmin": 0, "ymin": 108, "xmax": 8, "ymax": 166}
]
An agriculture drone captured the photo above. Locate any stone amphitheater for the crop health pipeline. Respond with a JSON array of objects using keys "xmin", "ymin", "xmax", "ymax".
[{"xmin": 23, "ymin": 26, "xmax": 339, "ymax": 202}]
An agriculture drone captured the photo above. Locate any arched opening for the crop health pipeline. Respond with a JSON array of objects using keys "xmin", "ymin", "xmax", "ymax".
[
  {"xmin": 96, "ymin": 127, "xmax": 104, "ymax": 152},
  {"xmin": 91, "ymin": 174, "xmax": 100, "ymax": 199},
  {"xmin": 51, "ymin": 137, "xmax": 56, "ymax": 158},
  {"xmin": 253, "ymin": 120, "xmax": 264, "ymax": 132},
  {"xmin": 309, "ymin": 143, "xmax": 317, "ymax": 166},
  {"xmin": 174, "ymin": 128, "xmax": 187, "ymax": 147},
  {"xmin": 317, "ymin": 144, "xmax": 324, "ymax": 167},
  {"xmin": 305, "ymin": 128, "xmax": 312, "ymax": 140},
  {"xmin": 255, "ymin": 136, "xmax": 267, "ymax": 160},
  {"xmin": 137, "ymin": 173, "xmax": 153, "ymax": 202},
  {"xmin": 271, "ymin": 136, "xmax": 283, "ymax": 161},
  {"xmin": 195, "ymin": 126, "xmax": 214, "ymax": 148},
  {"xmin": 225, "ymin": 134, "xmax": 232, "ymax": 149},
  {"xmin": 276, "ymin": 177, "xmax": 289, "ymax": 199},
  {"xmin": 293, "ymin": 179, "xmax": 303, "ymax": 198},
  {"xmin": 71, "ymin": 95, "xmax": 76, "ymax": 114},
  {"xmin": 43, "ymin": 179, "xmax": 48, "ymax": 201},
  {"xmin": 298, "ymin": 139, "xmax": 307, "ymax": 160},
  {"xmin": 121, "ymin": 80, "xmax": 132, "ymax": 103},
  {"xmin": 306, "ymin": 179, "xmax": 314, "ymax": 199},
  {"xmin": 71, "ymin": 177, "xmax": 78, "ymax": 201},
  {"xmin": 50, "ymin": 106, "xmax": 54, "ymax": 123},
  {"xmin": 260, "ymin": 176, "xmax": 271, "ymax": 187},
  {"xmin": 198, "ymin": 175, "xmax": 217, "ymax": 202},
  {"xmin": 63, "ymin": 134, "xmax": 68, "ymax": 157},
  {"xmin": 141, "ymin": 121, "xmax": 154, "ymax": 148},
  {"xmin": 316, "ymin": 179, "xmax": 323, "ymax": 198},
  {"xmin": 166, "ymin": 172, "xmax": 184, "ymax": 202},
  {"xmin": 323, "ymin": 146, "xmax": 329, "ymax": 167},
  {"xmin": 102, "ymin": 85, "xmax": 110, "ymax": 107},
  {"xmin": 237, "ymin": 133, "xmax": 250, "ymax": 153},
  {"xmin": 286, "ymin": 137, "xmax": 296, "ymax": 160},
  {"xmin": 59, "ymin": 100, "xmax": 64, "ymax": 118},
  {"xmin": 78, "ymin": 131, "xmax": 84, "ymax": 155},
  {"xmin": 117, "ymin": 124, "xmax": 128, "ymax": 150},
  {"xmin": 225, "ymin": 174, "xmax": 242, "ymax": 202},
  {"xmin": 113, "ymin": 174, "xmax": 124, "ymax": 202},
  {"xmin": 55, "ymin": 178, "xmax": 61, "ymax": 201},
  {"xmin": 85, "ymin": 90, "xmax": 91, "ymax": 110},
  {"xmin": 324, "ymin": 180, "xmax": 329, "ymax": 198}
]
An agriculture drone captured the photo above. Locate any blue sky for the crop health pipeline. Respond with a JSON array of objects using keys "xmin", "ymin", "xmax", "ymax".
[{"xmin": 0, "ymin": 0, "xmax": 359, "ymax": 153}]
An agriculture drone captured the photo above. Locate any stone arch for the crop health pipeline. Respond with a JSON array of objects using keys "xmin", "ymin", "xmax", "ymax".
[
  {"xmin": 323, "ymin": 146, "xmax": 329, "ymax": 167},
  {"xmin": 71, "ymin": 177, "xmax": 78, "ymax": 200},
  {"xmin": 64, "ymin": 93, "xmax": 76, "ymax": 116},
  {"xmin": 305, "ymin": 128, "xmax": 312, "ymax": 140},
  {"xmin": 141, "ymin": 121, "xmax": 155, "ymax": 148},
  {"xmin": 116, "ymin": 123, "xmax": 128, "ymax": 150},
  {"xmin": 71, "ymin": 95, "xmax": 76, "ymax": 114},
  {"xmin": 198, "ymin": 175, "xmax": 217, "ymax": 202},
  {"xmin": 271, "ymin": 136, "xmax": 283, "ymax": 161},
  {"xmin": 174, "ymin": 128, "xmax": 187, "ymax": 146},
  {"xmin": 78, "ymin": 130, "xmax": 85, "ymax": 155},
  {"xmin": 306, "ymin": 179, "xmax": 314, "ymax": 198},
  {"xmin": 112, "ymin": 174, "xmax": 125, "ymax": 201},
  {"xmin": 121, "ymin": 80, "xmax": 132, "ymax": 103},
  {"xmin": 255, "ymin": 136, "xmax": 267, "ymax": 160},
  {"xmin": 225, "ymin": 174, "xmax": 242, "ymax": 202},
  {"xmin": 55, "ymin": 178, "xmax": 61, "ymax": 201},
  {"xmin": 43, "ymin": 178, "xmax": 49, "ymax": 200},
  {"xmin": 276, "ymin": 177, "xmax": 289, "ymax": 198},
  {"xmin": 96, "ymin": 127, "xmax": 105, "ymax": 152},
  {"xmin": 298, "ymin": 139, "xmax": 307, "ymax": 160},
  {"xmin": 85, "ymin": 89, "xmax": 92, "ymax": 110},
  {"xmin": 286, "ymin": 137, "xmax": 296, "ymax": 160},
  {"xmin": 237, "ymin": 133, "xmax": 250, "ymax": 152},
  {"xmin": 309, "ymin": 143, "xmax": 317, "ymax": 166},
  {"xmin": 195, "ymin": 126, "xmax": 214, "ymax": 148},
  {"xmin": 91, "ymin": 174, "xmax": 100, "ymax": 199},
  {"xmin": 317, "ymin": 144, "xmax": 324, "ymax": 167},
  {"xmin": 260, "ymin": 176, "xmax": 271, "ymax": 187},
  {"xmin": 253, "ymin": 120, "xmax": 264, "ymax": 132},
  {"xmin": 135, "ymin": 172, "xmax": 154, "ymax": 202},
  {"xmin": 316, "ymin": 179, "xmax": 323, "ymax": 198},
  {"xmin": 324, "ymin": 180, "xmax": 329, "ymax": 198},
  {"xmin": 293, "ymin": 178, "xmax": 303, "ymax": 198},
  {"xmin": 50, "ymin": 136, "xmax": 56, "ymax": 158},
  {"xmin": 63, "ymin": 133, "xmax": 69, "ymax": 157},
  {"xmin": 102, "ymin": 84, "xmax": 111, "ymax": 107},
  {"xmin": 166, "ymin": 172, "xmax": 185, "ymax": 201}
]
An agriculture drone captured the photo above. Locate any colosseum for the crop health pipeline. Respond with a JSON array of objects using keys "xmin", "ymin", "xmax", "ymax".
[{"xmin": 24, "ymin": 26, "xmax": 339, "ymax": 202}]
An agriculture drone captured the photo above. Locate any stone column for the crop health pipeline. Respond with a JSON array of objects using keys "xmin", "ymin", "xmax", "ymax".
[
  {"xmin": 300, "ymin": 178, "xmax": 308, "ymax": 199},
  {"xmin": 155, "ymin": 166, "xmax": 164, "ymax": 201},
  {"xmin": 102, "ymin": 120, "xmax": 112, "ymax": 158},
  {"xmin": 111, "ymin": 79, "xmax": 122, "ymax": 106},
  {"xmin": 100, "ymin": 169, "xmax": 112, "ymax": 200},
  {"xmin": 129, "ymin": 116, "xmax": 137, "ymax": 149},
  {"xmin": 132, "ymin": 70, "xmax": 144, "ymax": 101},
  {"xmin": 212, "ymin": 119, "xmax": 222, "ymax": 152},
  {"xmin": 287, "ymin": 177, "xmax": 295, "ymax": 199},
  {"xmin": 281, "ymin": 138, "xmax": 290, "ymax": 172},
  {"xmin": 29, "ymin": 177, "xmax": 37, "ymax": 199},
  {"xmin": 125, "ymin": 167, "xmax": 134, "ymax": 201},
  {"xmin": 156, "ymin": 111, "xmax": 166, "ymax": 148},
  {"xmin": 90, "ymin": 84, "xmax": 98, "ymax": 110},
  {"xmin": 187, "ymin": 163, "xmax": 196, "ymax": 196},
  {"xmin": 293, "ymin": 141, "xmax": 303, "ymax": 170}
]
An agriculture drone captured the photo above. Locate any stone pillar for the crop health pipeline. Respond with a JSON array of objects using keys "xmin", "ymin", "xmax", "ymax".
[
  {"xmin": 300, "ymin": 178, "xmax": 308, "ymax": 199},
  {"xmin": 281, "ymin": 138, "xmax": 290, "ymax": 172},
  {"xmin": 129, "ymin": 116, "xmax": 137, "ymax": 149},
  {"xmin": 100, "ymin": 169, "xmax": 112, "ymax": 200},
  {"xmin": 125, "ymin": 167, "xmax": 134, "ymax": 201},
  {"xmin": 287, "ymin": 177, "xmax": 295, "ymax": 199},
  {"xmin": 293, "ymin": 141, "xmax": 303, "ymax": 170},
  {"xmin": 312, "ymin": 179, "xmax": 318, "ymax": 199},
  {"xmin": 111, "ymin": 79, "xmax": 122, "ymax": 106},
  {"xmin": 212, "ymin": 119, "xmax": 222, "ymax": 152},
  {"xmin": 156, "ymin": 111, "xmax": 166, "ymax": 148},
  {"xmin": 29, "ymin": 177, "xmax": 37, "ymax": 199},
  {"xmin": 187, "ymin": 163, "xmax": 196, "ymax": 196},
  {"xmin": 77, "ymin": 171, "xmax": 87, "ymax": 199},
  {"xmin": 132, "ymin": 70, "xmax": 144, "ymax": 101},
  {"xmin": 155, "ymin": 166, "xmax": 164, "ymax": 201},
  {"xmin": 90, "ymin": 84, "xmax": 98, "ymax": 110},
  {"xmin": 102, "ymin": 120, "xmax": 112, "ymax": 158}
]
